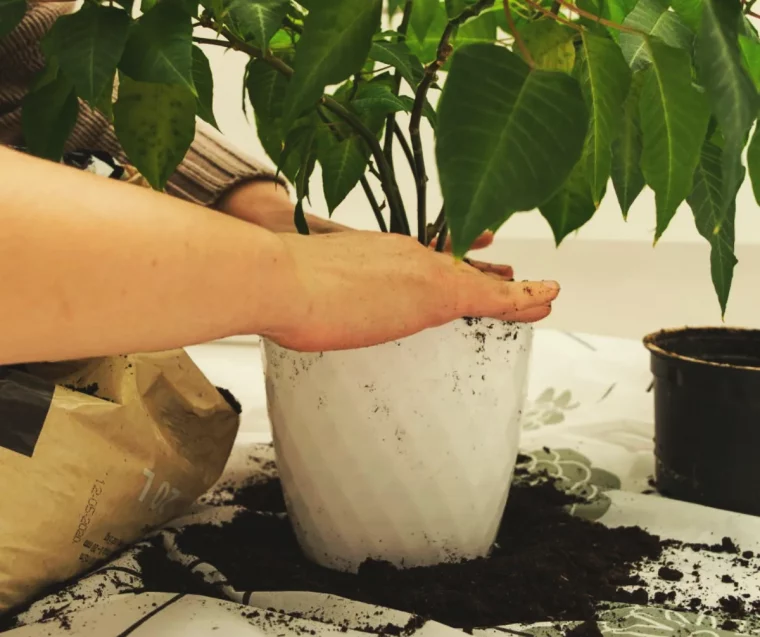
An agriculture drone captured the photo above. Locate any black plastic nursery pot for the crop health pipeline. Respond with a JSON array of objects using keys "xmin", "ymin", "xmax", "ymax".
[{"xmin": 644, "ymin": 327, "xmax": 760, "ymax": 517}]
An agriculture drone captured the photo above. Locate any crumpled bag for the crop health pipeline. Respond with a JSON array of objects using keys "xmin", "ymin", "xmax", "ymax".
[{"xmin": 0, "ymin": 351, "xmax": 239, "ymax": 612}]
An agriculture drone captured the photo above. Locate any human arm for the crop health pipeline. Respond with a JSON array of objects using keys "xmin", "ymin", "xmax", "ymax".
[{"xmin": 0, "ymin": 148, "xmax": 558, "ymax": 364}]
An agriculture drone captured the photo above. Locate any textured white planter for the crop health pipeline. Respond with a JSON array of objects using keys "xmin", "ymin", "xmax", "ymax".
[{"xmin": 262, "ymin": 318, "xmax": 533, "ymax": 572}]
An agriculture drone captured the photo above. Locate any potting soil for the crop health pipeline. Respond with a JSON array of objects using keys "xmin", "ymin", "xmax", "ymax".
[{"xmin": 134, "ymin": 476, "xmax": 665, "ymax": 629}]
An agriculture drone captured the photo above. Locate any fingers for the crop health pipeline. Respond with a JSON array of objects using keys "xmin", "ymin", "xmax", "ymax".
[
  {"xmin": 506, "ymin": 304, "xmax": 552, "ymax": 323},
  {"xmin": 454, "ymin": 272, "xmax": 560, "ymax": 321},
  {"xmin": 464, "ymin": 258, "xmax": 514, "ymax": 280},
  {"xmin": 430, "ymin": 230, "xmax": 494, "ymax": 252}
]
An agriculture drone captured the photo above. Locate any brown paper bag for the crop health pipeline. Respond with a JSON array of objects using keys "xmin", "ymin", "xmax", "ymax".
[{"xmin": 0, "ymin": 349, "xmax": 239, "ymax": 612}]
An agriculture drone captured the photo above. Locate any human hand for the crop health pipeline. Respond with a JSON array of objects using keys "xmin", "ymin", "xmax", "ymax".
[
  {"xmin": 262, "ymin": 231, "xmax": 558, "ymax": 352},
  {"xmin": 220, "ymin": 182, "xmax": 513, "ymax": 278}
]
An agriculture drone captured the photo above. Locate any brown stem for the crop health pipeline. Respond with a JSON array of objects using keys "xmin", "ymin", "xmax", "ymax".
[
  {"xmin": 426, "ymin": 204, "xmax": 446, "ymax": 246},
  {"xmin": 360, "ymin": 177, "xmax": 389, "ymax": 232},
  {"xmin": 394, "ymin": 126, "xmax": 417, "ymax": 180},
  {"xmin": 316, "ymin": 108, "xmax": 388, "ymax": 233},
  {"xmin": 505, "ymin": 0, "xmax": 535, "ymax": 65},
  {"xmin": 434, "ymin": 222, "xmax": 448, "ymax": 253},
  {"xmin": 383, "ymin": 0, "xmax": 414, "ymax": 234},
  {"xmin": 555, "ymin": 0, "xmax": 644, "ymax": 34},
  {"xmin": 409, "ymin": 0, "xmax": 495, "ymax": 244},
  {"xmin": 522, "ymin": 0, "xmax": 582, "ymax": 29},
  {"xmin": 212, "ymin": 24, "xmax": 410, "ymax": 234}
]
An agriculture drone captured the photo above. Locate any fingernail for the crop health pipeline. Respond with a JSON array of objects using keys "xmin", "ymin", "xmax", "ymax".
[{"xmin": 543, "ymin": 280, "xmax": 560, "ymax": 291}]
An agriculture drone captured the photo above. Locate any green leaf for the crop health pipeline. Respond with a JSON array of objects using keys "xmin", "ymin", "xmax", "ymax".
[
  {"xmin": 113, "ymin": 0, "xmax": 135, "ymax": 13},
  {"xmin": 411, "ymin": 0, "xmax": 439, "ymax": 42},
  {"xmin": 639, "ymin": 39, "xmax": 711, "ymax": 240},
  {"xmin": 294, "ymin": 200, "xmax": 310, "ymax": 234},
  {"xmin": 245, "ymin": 60, "xmax": 298, "ymax": 177},
  {"xmin": 351, "ymin": 82, "xmax": 409, "ymax": 116},
  {"xmin": 282, "ymin": 0, "xmax": 382, "ymax": 131},
  {"xmin": 670, "ymin": 0, "xmax": 703, "ymax": 32},
  {"xmin": 539, "ymin": 163, "xmax": 597, "ymax": 245},
  {"xmin": 113, "ymin": 77, "xmax": 196, "ymax": 190},
  {"xmin": 687, "ymin": 139, "xmax": 741, "ymax": 316},
  {"xmin": 518, "ymin": 18, "xmax": 577, "ymax": 72},
  {"xmin": 388, "ymin": 0, "xmax": 406, "ymax": 17},
  {"xmin": 579, "ymin": 31, "xmax": 632, "ymax": 204},
  {"xmin": 749, "ymin": 125, "xmax": 760, "ymax": 206},
  {"xmin": 577, "ymin": 0, "xmax": 637, "ymax": 25},
  {"xmin": 290, "ymin": 124, "xmax": 318, "ymax": 232},
  {"xmin": 445, "ymin": 0, "xmax": 476, "ymax": 19},
  {"xmin": 739, "ymin": 35, "xmax": 760, "ymax": 91},
  {"xmin": 317, "ymin": 131, "xmax": 369, "ymax": 213},
  {"xmin": 436, "ymin": 44, "xmax": 589, "ymax": 256},
  {"xmin": 455, "ymin": 11, "xmax": 498, "ymax": 47},
  {"xmin": 696, "ymin": 0, "xmax": 758, "ymax": 210},
  {"xmin": 398, "ymin": 95, "xmax": 438, "ymax": 130},
  {"xmin": 369, "ymin": 41, "xmax": 425, "ymax": 89},
  {"xmin": 620, "ymin": 0, "xmax": 694, "ymax": 70},
  {"xmin": 192, "ymin": 45, "xmax": 218, "ymax": 128},
  {"xmin": 0, "ymin": 0, "xmax": 26, "ymax": 41},
  {"xmin": 611, "ymin": 70, "xmax": 646, "ymax": 217},
  {"xmin": 408, "ymin": 2, "xmax": 447, "ymax": 62},
  {"xmin": 93, "ymin": 73, "xmax": 116, "ymax": 122},
  {"xmin": 223, "ymin": 0, "xmax": 290, "ymax": 49},
  {"xmin": 21, "ymin": 69, "xmax": 79, "ymax": 161},
  {"xmin": 42, "ymin": 4, "xmax": 130, "ymax": 104},
  {"xmin": 120, "ymin": 1, "xmax": 196, "ymax": 94}
]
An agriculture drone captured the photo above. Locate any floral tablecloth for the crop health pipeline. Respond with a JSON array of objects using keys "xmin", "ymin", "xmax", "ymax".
[{"xmin": 5, "ymin": 330, "xmax": 760, "ymax": 637}]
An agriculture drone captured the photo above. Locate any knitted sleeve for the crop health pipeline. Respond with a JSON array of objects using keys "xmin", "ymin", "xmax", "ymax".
[{"xmin": 0, "ymin": 2, "xmax": 285, "ymax": 207}]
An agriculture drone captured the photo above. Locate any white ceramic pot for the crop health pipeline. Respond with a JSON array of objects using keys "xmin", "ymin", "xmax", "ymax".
[{"xmin": 262, "ymin": 318, "xmax": 533, "ymax": 572}]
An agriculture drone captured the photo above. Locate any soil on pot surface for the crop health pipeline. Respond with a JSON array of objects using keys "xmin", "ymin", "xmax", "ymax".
[{"xmin": 164, "ymin": 476, "xmax": 666, "ymax": 629}]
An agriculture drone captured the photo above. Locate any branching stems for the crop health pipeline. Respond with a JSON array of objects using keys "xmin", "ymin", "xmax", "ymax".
[
  {"xmin": 504, "ymin": 0, "xmax": 535, "ymax": 65},
  {"xmin": 383, "ymin": 0, "xmax": 414, "ymax": 233},
  {"xmin": 205, "ymin": 21, "xmax": 410, "ymax": 235},
  {"xmin": 522, "ymin": 0, "xmax": 582, "ymax": 30},
  {"xmin": 554, "ymin": 0, "xmax": 643, "ymax": 34},
  {"xmin": 360, "ymin": 178, "xmax": 389, "ymax": 232},
  {"xmin": 316, "ymin": 107, "xmax": 388, "ymax": 233},
  {"xmin": 409, "ymin": 0, "xmax": 494, "ymax": 244},
  {"xmin": 394, "ymin": 127, "xmax": 417, "ymax": 181}
]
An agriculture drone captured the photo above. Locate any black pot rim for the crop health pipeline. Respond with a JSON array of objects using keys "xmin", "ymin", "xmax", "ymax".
[{"xmin": 643, "ymin": 326, "xmax": 760, "ymax": 373}]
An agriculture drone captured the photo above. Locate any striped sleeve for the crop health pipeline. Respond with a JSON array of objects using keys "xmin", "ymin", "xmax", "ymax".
[{"xmin": 0, "ymin": 2, "xmax": 287, "ymax": 208}]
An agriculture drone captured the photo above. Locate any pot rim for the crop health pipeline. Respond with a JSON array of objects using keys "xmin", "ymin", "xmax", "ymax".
[{"xmin": 643, "ymin": 326, "xmax": 760, "ymax": 373}]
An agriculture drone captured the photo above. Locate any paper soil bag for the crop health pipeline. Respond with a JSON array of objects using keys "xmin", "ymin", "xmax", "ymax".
[{"xmin": 0, "ymin": 350, "xmax": 239, "ymax": 612}]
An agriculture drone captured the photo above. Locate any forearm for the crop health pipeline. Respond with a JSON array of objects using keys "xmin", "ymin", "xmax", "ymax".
[{"xmin": 0, "ymin": 147, "xmax": 292, "ymax": 365}]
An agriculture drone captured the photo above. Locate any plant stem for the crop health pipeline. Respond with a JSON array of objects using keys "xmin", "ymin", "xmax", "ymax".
[
  {"xmin": 424, "ymin": 204, "xmax": 446, "ymax": 246},
  {"xmin": 383, "ymin": 0, "xmax": 414, "ymax": 234},
  {"xmin": 394, "ymin": 127, "xmax": 417, "ymax": 180},
  {"xmin": 409, "ymin": 0, "xmax": 495, "ymax": 244},
  {"xmin": 522, "ymin": 0, "xmax": 582, "ymax": 29},
  {"xmin": 505, "ymin": 0, "xmax": 535, "ymax": 65},
  {"xmin": 210, "ymin": 23, "xmax": 410, "ymax": 235},
  {"xmin": 321, "ymin": 99, "xmax": 409, "ymax": 234},
  {"xmin": 554, "ymin": 0, "xmax": 643, "ymax": 34},
  {"xmin": 360, "ymin": 177, "xmax": 389, "ymax": 232},
  {"xmin": 315, "ymin": 107, "xmax": 389, "ymax": 233},
  {"xmin": 434, "ymin": 222, "xmax": 448, "ymax": 252}
]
